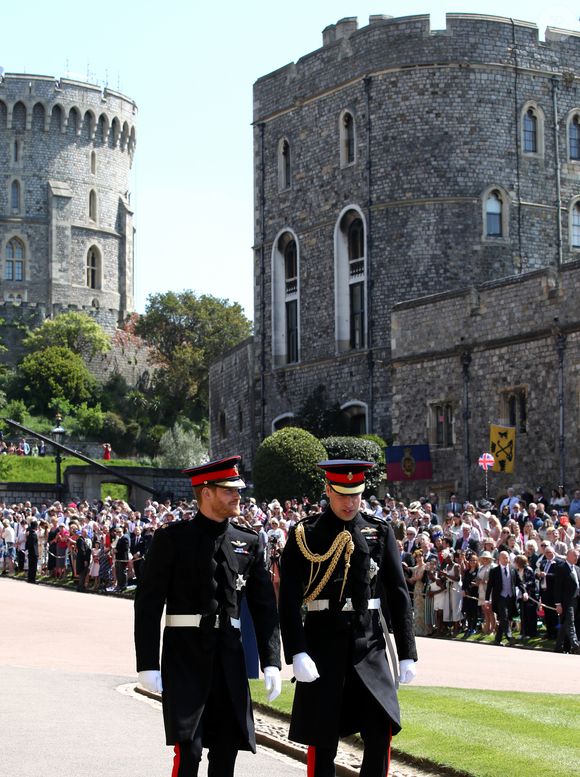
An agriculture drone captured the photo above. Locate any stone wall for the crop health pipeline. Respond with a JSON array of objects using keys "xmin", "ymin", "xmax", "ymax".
[
  {"xmin": 210, "ymin": 13, "xmax": 580, "ymax": 480},
  {"xmin": 391, "ymin": 262, "xmax": 580, "ymax": 500},
  {"xmin": 0, "ymin": 73, "xmax": 136, "ymax": 330}
]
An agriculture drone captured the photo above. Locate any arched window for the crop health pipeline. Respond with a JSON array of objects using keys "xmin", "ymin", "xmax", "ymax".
[
  {"xmin": 571, "ymin": 201, "xmax": 580, "ymax": 248},
  {"xmin": 339, "ymin": 111, "xmax": 356, "ymax": 167},
  {"xmin": 5, "ymin": 238, "xmax": 24, "ymax": 281},
  {"xmin": 340, "ymin": 402, "xmax": 368, "ymax": 435},
  {"xmin": 569, "ymin": 113, "xmax": 580, "ymax": 161},
  {"xmin": 272, "ymin": 230, "xmax": 300, "ymax": 367},
  {"xmin": 10, "ymin": 180, "xmax": 21, "ymax": 214},
  {"xmin": 340, "ymin": 111, "xmax": 356, "ymax": 166},
  {"xmin": 272, "ymin": 413, "xmax": 295, "ymax": 433},
  {"xmin": 89, "ymin": 189, "xmax": 97, "ymax": 222},
  {"xmin": 278, "ymin": 138, "xmax": 291, "ymax": 190},
  {"xmin": 335, "ymin": 208, "xmax": 366, "ymax": 352},
  {"xmin": 484, "ymin": 189, "xmax": 507, "ymax": 238},
  {"xmin": 86, "ymin": 246, "xmax": 100, "ymax": 289},
  {"xmin": 521, "ymin": 102, "xmax": 544, "ymax": 157}
]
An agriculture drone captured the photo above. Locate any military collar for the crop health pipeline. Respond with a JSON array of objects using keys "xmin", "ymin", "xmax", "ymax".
[{"xmin": 193, "ymin": 511, "xmax": 229, "ymax": 538}]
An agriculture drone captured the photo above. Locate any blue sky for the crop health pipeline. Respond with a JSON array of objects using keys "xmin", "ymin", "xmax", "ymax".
[{"xmin": 2, "ymin": 2, "xmax": 578, "ymax": 317}]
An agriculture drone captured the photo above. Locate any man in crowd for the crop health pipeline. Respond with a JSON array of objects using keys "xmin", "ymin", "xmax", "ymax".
[
  {"xmin": 76, "ymin": 527, "xmax": 92, "ymax": 592},
  {"xmin": 279, "ymin": 460, "xmax": 417, "ymax": 777},
  {"xmin": 134, "ymin": 456, "xmax": 281, "ymax": 777},
  {"xmin": 25, "ymin": 519, "xmax": 39, "ymax": 584},
  {"xmin": 554, "ymin": 547, "xmax": 580, "ymax": 654},
  {"xmin": 486, "ymin": 550, "xmax": 518, "ymax": 646}
]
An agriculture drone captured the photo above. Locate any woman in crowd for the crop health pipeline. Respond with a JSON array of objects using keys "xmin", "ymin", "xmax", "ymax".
[
  {"xmin": 427, "ymin": 557, "xmax": 447, "ymax": 635},
  {"xmin": 514, "ymin": 554, "xmax": 538, "ymax": 639},
  {"xmin": 477, "ymin": 551, "xmax": 496, "ymax": 634},
  {"xmin": 409, "ymin": 550, "xmax": 431, "ymax": 636},
  {"xmin": 461, "ymin": 552, "xmax": 480, "ymax": 634},
  {"xmin": 486, "ymin": 515, "xmax": 502, "ymax": 543},
  {"xmin": 54, "ymin": 524, "xmax": 69, "ymax": 579}
]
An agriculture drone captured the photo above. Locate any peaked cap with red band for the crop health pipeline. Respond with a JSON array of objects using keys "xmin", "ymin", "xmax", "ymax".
[
  {"xmin": 317, "ymin": 459, "xmax": 373, "ymax": 495},
  {"xmin": 183, "ymin": 456, "xmax": 246, "ymax": 489}
]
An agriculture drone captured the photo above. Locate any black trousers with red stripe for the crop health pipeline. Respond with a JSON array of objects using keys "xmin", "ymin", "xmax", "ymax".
[{"xmin": 170, "ymin": 658, "xmax": 243, "ymax": 777}]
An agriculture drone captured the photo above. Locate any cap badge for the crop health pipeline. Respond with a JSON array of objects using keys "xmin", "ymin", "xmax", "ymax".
[{"xmin": 347, "ymin": 472, "xmax": 353, "ymax": 481}]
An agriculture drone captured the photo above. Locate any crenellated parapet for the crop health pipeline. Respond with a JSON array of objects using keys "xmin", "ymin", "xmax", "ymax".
[
  {"xmin": 0, "ymin": 74, "xmax": 137, "ymax": 157},
  {"xmin": 254, "ymin": 13, "xmax": 580, "ymax": 121}
]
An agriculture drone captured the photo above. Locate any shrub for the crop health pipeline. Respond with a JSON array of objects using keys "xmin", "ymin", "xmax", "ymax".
[
  {"xmin": 253, "ymin": 427, "xmax": 326, "ymax": 503},
  {"xmin": 320, "ymin": 436, "xmax": 384, "ymax": 496}
]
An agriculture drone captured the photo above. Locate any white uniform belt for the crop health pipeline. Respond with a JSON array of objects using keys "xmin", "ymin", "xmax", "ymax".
[
  {"xmin": 165, "ymin": 614, "xmax": 241, "ymax": 629},
  {"xmin": 306, "ymin": 597, "xmax": 380, "ymax": 612}
]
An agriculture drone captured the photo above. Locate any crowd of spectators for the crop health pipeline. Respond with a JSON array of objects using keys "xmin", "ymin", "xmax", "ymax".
[{"xmin": 1, "ymin": 485, "xmax": 579, "ymax": 653}]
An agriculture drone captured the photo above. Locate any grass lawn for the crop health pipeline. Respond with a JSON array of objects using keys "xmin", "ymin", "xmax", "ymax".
[
  {"xmin": 0, "ymin": 455, "xmax": 140, "ymax": 482},
  {"xmin": 249, "ymin": 681, "xmax": 580, "ymax": 777}
]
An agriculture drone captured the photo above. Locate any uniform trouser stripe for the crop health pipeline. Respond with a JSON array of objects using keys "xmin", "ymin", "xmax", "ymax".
[
  {"xmin": 385, "ymin": 724, "xmax": 392, "ymax": 776},
  {"xmin": 307, "ymin": 745, "xmax": 316, "ymax": 777},
  {"xmin": 171, "ymin": 744, "xmax": 181, "ymax": 777}
]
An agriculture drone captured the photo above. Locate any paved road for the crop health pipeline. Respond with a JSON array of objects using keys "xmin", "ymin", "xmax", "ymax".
[{"xmin": 1, "ymin": 577, "xmax": 578, "ymax": 777}]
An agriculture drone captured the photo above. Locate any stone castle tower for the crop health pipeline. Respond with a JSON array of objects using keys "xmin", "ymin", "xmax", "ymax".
[
  {"xmin": 210, "ymin": 13, "xmax": 580, "ymax": 494},
  {"xmin": 0, "ymin": 72, "xmax": 137, "ymax": 341}
]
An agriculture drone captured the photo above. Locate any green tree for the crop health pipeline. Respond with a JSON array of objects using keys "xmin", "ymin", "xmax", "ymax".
[
  {"xmin": 20, "ymin": 346, "xmax": 95, "ymax": 413},
  {"xmin": 23, "ymin": 311, "xmax": 111, "ymax": 360},
  {"xmin": 253, "ymin": 427, "xmax": 326, "ymax": 503},
  {"xmin": 156, "ymin": 422, "xmax": 208, "ymax": 469},
  {"xmin": 135, "ymin": 291, "xmax": 252, "ymax": 421},
  {"xmin": 69, "ymin": 402, "xmax": 105, "ymax": 438},
  {"xmin": 320, "ymin": 436, "xmax": 384, "ymax": 497}
]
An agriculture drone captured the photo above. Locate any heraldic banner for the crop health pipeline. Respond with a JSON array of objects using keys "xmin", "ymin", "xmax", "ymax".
[
  {"xmin": 385, "ymin": 445, "xmax": 433, "ymax": 481},
  {"xmin": 489, "ymin": 424, "xmax": 516, "ymax": 473}
]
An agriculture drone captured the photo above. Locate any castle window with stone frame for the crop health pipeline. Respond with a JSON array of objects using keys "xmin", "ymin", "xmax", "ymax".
[
  {"xmin": 339, "ymin": 110, "xmax": 356, "ymax": 167},
  {"xmin": 521, "ymin": 102, "xmax": 544, "ymax": 157},
  {"xmin": 89, "ymin": 189, "xmax": 97, "ymax": 222},
  {"xmin": 10, "ymin": 179, "xmax": 22, "ymax": 215},
  {"xmin": 4, "ymin": 237, "xmax": 25, "ymax": 282},
  {"xmin": 500, "ymin": 387, "xmax": 527, "ymax": 434},
  {"xmin": 278, "ymin": 137, "xmax": 291, "ymax": 191},
  {"xmin": 483, "ymin": 187, "xmax": 508, "ymax": 240},
  {"xmin": 86, "ymin": 246, "xmax": 101, "ymax": 289},
  {"xmin": 13, "ymin": 139, "xmax": 22, "ymax": 165},
  {"xmin": 340, "ymin": 401, "xmax": 367, "ymax": 435},
  {"xmin": 570, "ymin": 199, "xmax": 580, "ymax": 249},
  {"xmin": 219, "ymin": 411, "xmax": 227, "ymax": 440},
  {"xmin": 272, "ymin": 230, "xmax": 300, "ymax": 367},
  {"xmin": 428, "ymin": 402, "xmax": 454, "ymax": 448},
  {"xmin": 335, "ymin": 208, "xmax": 367, "ymax": 353},
  {"xmin": 90, "ymin": 150, "xmax": 97, "ymax": 175},
  {"xmin": 567, "ymin": 112, "xmax": 580, "ymax": 162}
]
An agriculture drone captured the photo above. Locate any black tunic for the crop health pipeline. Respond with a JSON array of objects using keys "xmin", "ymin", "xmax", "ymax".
[
  {"xmin": 279, "ymin": 508, "xmax": 417, "ymax": 748},
  {"xmin": 134, "ymin": 512, "xmax": 281, "ymax": 748}
]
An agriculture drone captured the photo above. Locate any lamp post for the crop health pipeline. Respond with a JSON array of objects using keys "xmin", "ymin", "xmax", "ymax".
[{"xmin": 51, "ymin": 413, "xmax": 66, "ymax": 493}]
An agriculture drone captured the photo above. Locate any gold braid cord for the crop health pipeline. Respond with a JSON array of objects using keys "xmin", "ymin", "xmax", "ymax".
[{"xmin": 295, "ymin": 523, "xmax": 355, "ymax": 603}]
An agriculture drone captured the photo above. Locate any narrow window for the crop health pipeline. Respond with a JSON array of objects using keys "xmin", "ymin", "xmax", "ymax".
[
  {"xmin": 13, "ymin": 140, "xmax": 19, "ymax": 163},
  {"xmin": 219, "ymin": 411, "xmax": 227, "ymax": 440},
  {"xmin": 286, "ymin": 300, "xmax": 298, "ymax": 364},
  {"xmin": 502, "ymin": 389, "xmax": 527, "ymax": 434},
  {"xmin": 573, "ymin": 204, "xmax": 580, "ymax": 248},
  {"xmin": 349, "ymin": 282, "xmax": 365, "ymax": 349},
  {"xmin": 523, "ymin": 108, "xmax": 537, "ymax": 153},
  {"xmin": 342, "ymin": 112, "xmax": 355, "ymax": 165},
  {"xmin": 86, "ymin": 247, "xmax": 99, "ymax": 289},
  {"xmin": 89, "ymin": 189, "xmax": 97, "ymax": 221},
  {"xmin": 284, "ymin": 239, "xmax": 298, "ymax": 363},
  {"xmin": 570, "ymin": 115, "xmax": 580, "ymax": 161},
  {"xmin": 278, "ymin": 139, "xmax": 291, "ymax": 190},
  {"xmin": 11, "ymin": 180, "xmax": 21, "ymax": 214},
  {"xmin": 90, "ymin": 151, "xmax": 96, "ymax": 174},
  {"xmin": 486, "ymin": 191, "xmax": 502, "ymax": 237}
]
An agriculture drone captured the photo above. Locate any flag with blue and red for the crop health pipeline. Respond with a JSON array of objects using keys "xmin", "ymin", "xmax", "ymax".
[{"xmin": 385, "ymin": 445, "xmax": 433, "ymax": 482}]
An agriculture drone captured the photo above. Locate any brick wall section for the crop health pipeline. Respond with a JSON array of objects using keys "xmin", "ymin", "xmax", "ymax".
[{"xmin": 391, "ymin": 262, "xmax": 580, "ymax": 498}]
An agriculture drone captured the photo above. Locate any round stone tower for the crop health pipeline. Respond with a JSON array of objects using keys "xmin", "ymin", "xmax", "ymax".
[{"xmin": 0, "ymin": 73, "xmax": 137, "ymax": 333}]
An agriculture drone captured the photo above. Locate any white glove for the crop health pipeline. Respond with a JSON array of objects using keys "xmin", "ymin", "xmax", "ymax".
[
  {"xmin": 138, "ymin": 670, "xmax": 163, "ymax": 693},
  {"xmin": 263, "ymin": 666, "xmax": 282, "ymax": 702},
  {"xmin": 399, "ymin": 659, "xmax": 416, "ymax": 685},
  {"xmin": 292, "ymin": 652, "xmax": 320, "ymax": 683}
]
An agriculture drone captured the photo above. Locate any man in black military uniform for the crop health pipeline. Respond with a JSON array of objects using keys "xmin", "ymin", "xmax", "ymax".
[
  {"xmin": 134, "ymin": 457, "xmax": 281, "ymax": 777},
  {"xmin": 25, "ymin": 519, "xmax": 39, "ymax": 584},
  {"xmin": 279, "ymin": 460, "xmax": 418, "ymax": 777}
]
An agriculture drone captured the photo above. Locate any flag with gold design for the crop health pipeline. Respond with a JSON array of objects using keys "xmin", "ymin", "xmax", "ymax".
[
  {"xmin": 489, "ymin": 425, "xmax": 516, "ymax": 473},
  {"xmin": 385, "ymin": 445, "xmax": 432, "ymax": 481}
]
